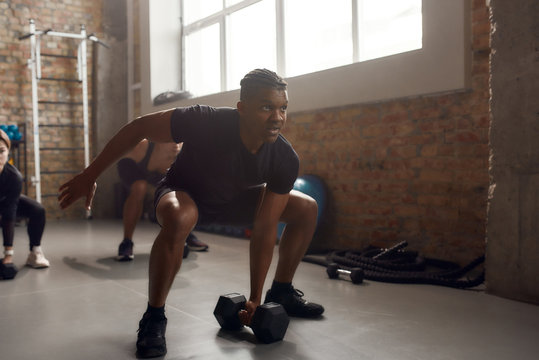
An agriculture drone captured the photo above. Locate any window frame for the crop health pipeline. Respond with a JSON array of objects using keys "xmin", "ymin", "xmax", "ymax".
[{"xmin": 137, "ymin": 0, "xmax": 471, "ymax": 115}]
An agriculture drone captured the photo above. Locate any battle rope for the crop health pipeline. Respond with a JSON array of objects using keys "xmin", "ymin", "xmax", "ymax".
[{"xmin": 303, "ymin": 241, "xmax": 485, "ymax": 289}]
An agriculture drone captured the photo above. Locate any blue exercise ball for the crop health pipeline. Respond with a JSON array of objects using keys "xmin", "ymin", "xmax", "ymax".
[{"xmin": 277, "ymin": 174, "xmax": 328, "ymax": 239}]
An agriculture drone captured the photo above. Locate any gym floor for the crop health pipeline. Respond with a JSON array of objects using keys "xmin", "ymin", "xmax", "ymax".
[{"xmin": 1, "ymin": 220, "xmax": 538, "ymax": 360}]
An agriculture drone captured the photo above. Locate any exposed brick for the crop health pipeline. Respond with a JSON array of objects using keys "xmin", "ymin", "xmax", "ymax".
[{"xmin": 1, "ymin": 0, "xmax": 102, "ymax": 220}]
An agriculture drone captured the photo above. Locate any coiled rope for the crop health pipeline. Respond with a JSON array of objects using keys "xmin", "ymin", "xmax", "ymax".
[{"xmin": 303, "ymin": 241, "xmax": 485, "ymax": 289}]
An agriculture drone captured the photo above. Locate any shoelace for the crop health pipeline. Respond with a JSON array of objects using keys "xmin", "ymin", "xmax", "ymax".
[
  {"xmin": 288, "ymin": 288, "xmax": 308, "ymax": 304},
  {"xmin": 138, "ymin": 317, "xmax": 165, "ymax": 336}
]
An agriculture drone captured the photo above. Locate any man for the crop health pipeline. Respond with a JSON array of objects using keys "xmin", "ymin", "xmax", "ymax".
[
  {"xmin": 59, "ymin": 69, "xmax": 324, "ymax": 358},
  {"xmin": 116, "ymin": 139, "xmax": 208, "ymax": 261}
]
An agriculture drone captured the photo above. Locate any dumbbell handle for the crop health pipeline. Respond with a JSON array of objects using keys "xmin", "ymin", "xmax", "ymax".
[
  {"xmin": 336, "ymin": 268, "xmax": 351, "ymax": 276},
  {"xmin": 327, "ymin": 263, "xmax": 364, "ymax": 284}
]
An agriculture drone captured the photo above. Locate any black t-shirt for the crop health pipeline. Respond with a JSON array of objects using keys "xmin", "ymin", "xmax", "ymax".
[
  {"xmin": 165, "ymin": 105, "xmax": 299, "ymax": 209},
  {"xmin": 0, "ymin": 163, "xmax": 23, "ymax": 221}
]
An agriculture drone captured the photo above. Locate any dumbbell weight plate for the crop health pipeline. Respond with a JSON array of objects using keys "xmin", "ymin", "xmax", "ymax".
[
  {"xmin": 326, "ymin": 263, "xmax": 340, "ymax": 279},
  {"xmin": 213, "ymin": 293, "xmax": 246, "ymax": 331},
  {"xmin": 350, "ymin": 268, "xmax": 364, "ymax": 284},
  {"xmin": 250, "ymin": 302, "xmax": 289, "ymax": 343}
]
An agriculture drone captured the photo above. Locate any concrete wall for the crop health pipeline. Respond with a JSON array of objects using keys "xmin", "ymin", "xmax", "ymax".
[
  {"xmin": 90, "ymin": 0, "xmax": 127, "ymax": 219},
  {"xmin": 486, "ymin": 0, "xmax": 539, "ymax": 303}
]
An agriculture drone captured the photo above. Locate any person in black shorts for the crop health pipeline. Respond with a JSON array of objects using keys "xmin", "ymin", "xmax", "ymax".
[
  {"xmin": 58, "ymin": 69, "xmax": 324, "ymax": 358},
  {"xmin": 116, "ymin": 139, "xmax": 208, "ymax": 261},
  {"xmin": 1, "ymin": 129, "xmax": 49, "ymax": 280}
]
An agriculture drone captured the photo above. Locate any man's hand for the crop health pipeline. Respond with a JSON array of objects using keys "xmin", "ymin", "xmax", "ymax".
[
  {"xmin": 58, "ymin": 172, "xmax": 97, "ymax": 210},
  {"xmin": 238, "ymin": 300, "xmax": 259, "ymax": 326}
]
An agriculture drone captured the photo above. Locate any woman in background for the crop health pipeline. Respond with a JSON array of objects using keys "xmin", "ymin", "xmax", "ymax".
[{"xmin": 0, "ymin": 129, "xmax": 49, "ymax": 280}]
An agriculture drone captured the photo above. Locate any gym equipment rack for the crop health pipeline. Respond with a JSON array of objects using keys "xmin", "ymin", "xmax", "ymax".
[{"xmin": 18, "ymin": 19, "xmax": 106, "ymax": 217}]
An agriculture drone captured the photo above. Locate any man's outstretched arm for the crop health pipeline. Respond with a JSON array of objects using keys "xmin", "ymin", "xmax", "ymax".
[{"xmin": 58, "ymin": 109, "xmax": 175, "ymax": 210}]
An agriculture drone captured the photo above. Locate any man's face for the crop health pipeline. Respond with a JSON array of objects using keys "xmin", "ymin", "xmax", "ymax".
[
  {"xmin": 0, "ymin": 142, "xmax": 8, "ymax": 171},
  {"xmin": 238, "ymin": 87, "xmax": 288, "ymax": 145}
]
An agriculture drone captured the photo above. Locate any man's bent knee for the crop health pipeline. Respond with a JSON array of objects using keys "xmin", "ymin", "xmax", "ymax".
[
  {"xmin": 282, "ymin": 190, "xmax": 318, "ymax": 224},
  {"xmin": 156, "ymin": 191, "xmax": 198, "ymax": 232}
]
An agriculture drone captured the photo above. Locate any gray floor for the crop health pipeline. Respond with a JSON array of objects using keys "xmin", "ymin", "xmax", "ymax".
[{"xmin": 1, "ymin": 219, "xmax": 538, "ymax": 360}]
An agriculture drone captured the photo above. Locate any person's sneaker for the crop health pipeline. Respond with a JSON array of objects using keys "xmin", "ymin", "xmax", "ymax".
[
  {"xmin": 264, "ymin": 286, "xmax": 324, "ymax": 318},
  {"xmin": 136, "ymin": 313, "xmax": 167, "ymax": 358},
  {"xmin": 116, "ymin": 239, "xmax": 134, "ymax": 261},
  {"xmin": 26, "ymin": 246, "xmax": 50, "ymax": 268},
  {"xmin": 186, "ymin": 233, "xmax": 208, "ymax": 252}
]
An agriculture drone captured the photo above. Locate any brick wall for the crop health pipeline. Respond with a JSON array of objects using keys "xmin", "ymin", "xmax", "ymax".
[
  {"xmin": 0, "ymin": 0, "xmax": 103, "ymax": 219},
  {"xmin": 283, "ymin": 0, "xmax": 490, "ymax": 264}
]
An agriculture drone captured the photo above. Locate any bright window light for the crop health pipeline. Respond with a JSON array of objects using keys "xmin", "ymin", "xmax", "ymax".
[
  {"xmin": 185, "ymin": 23, "xmax": 221, "ymax": 97},
  {"xmin": 225, "ymin": 0, "xmax": 245, "ymax": 6},
  {"xmin": 173, "ymin": 0, "xmax": 423, "ymax": 98},
  {"xmin": 284, "ymin": 0, "xmax": 353, "ymax": 77},
  {"xmin": 182, "ymin": 0, "xmax": 222, "ymax": 25},
  {"xmin": 227, "ymin": 0, "xmax": 276, "ymax": 90},
  {"xmin": 359, "ymin": 0, "xmax": 422, "ymax": 61}
]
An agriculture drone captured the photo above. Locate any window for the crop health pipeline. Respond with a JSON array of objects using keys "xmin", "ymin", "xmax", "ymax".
[
  {"xmin": 138, "ymin": 0, "xmax": 470, "ymax": 114},
  {"xmin": 284, "ymin": 0, "xmax": 353, "ymax": 77},
  {"xmin": 178, "ymin": 0, "xmax": 422, "ymax": 98}
]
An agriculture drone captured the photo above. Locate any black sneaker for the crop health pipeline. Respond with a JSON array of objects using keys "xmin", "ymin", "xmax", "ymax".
[
  {"xmin": 264, "ymin": 287, "xmax": 324, "ymax": 318},
  {"xmin": 186, "ymin": 233, "xmax": 209, "ymax": 252},
  {"xmin": 136, "ymin": 313, "xmax": 167, "ymax": 358},
  {"xmin": 116, "ymin": 239, "xmax": 134, "ymax": 261}
]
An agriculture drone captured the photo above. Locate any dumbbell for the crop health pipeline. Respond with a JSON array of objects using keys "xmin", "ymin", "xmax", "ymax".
[
  {"xmin": 326, "ymin": 263, "xmax": 364, "ymax": 284},
  {"xmin": 213, "ymin": 293, "xmax": 289, "ymax": 343}
]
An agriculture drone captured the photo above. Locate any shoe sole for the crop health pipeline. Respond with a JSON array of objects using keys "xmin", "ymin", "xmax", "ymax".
[
  {"xmin": 116, "ymin": 255, "xmax": 134, "ymax": 261},
  {"xmin": 187, "ymin": 245, "xmax": 208, "ymax": 252},
  {"xmin": 26, "ymin": 263, "xmax": 50, "ymax": 269},
  {"xmin": 136, "ymin": 348, "xmax": 167, "ymax": 359}
]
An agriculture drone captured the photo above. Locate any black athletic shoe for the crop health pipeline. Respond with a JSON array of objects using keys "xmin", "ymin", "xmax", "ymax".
[
  {"xmin": 264, "ymin": 287, "xmax": 325, "ymax": 318},
  {"xmin": 136, "ymin": 313, "xmax": 167, "ymax": 358},
  {"xmin": 116, "ymin": 239, "xmax": 134, "ymax": 261},
  {"xmin": 186, "ymin": 233, "xmax": 209, "ymax": 252}
]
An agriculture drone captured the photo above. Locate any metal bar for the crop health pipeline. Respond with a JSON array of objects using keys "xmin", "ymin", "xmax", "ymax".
[
  {"xmin": 36, "ymin": 35, "xmax": 42, "ymax": 79},
  {"xmin": 80, "ymin": 24, "xmax": 92, "ymax": 219},
  {"xmin": 29, "ymin": 19, "xmax": 42, "ymax": 203},
  {"xmin": 41, "ymin": 53, "xmax": 77, "ymax": 59},
  {"xmin": 40, "ymin": 147, "xmax": 84, "ymax": 151},
  {"xmin": 38, "ymin": 101, "xmax": 83, "ymax": 105},
  {"xmin": 42, "ymin": 31, "xmax": 85, "ymax": 40},
  {"xmin": 39, "ymin": 124, "xmax": 84, "ymax": 128},
  {"xmin": 38, "ymin": 77, "xmax": 82, "ymax": 82},
  {"xmin": 80, "ymin": 24, "xmax": 90, "ymax": 170}
]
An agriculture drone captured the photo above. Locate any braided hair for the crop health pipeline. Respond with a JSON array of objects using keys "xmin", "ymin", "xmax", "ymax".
[{"xmin": 240, "ymin": 68, "xmax": 287, "ymax": 101}]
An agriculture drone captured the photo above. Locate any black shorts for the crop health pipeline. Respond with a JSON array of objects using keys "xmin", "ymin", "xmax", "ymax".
[
  {"xmin": 153, "ymin": 180, "xmax": 263, "ymax": 226},
  {"xmin": 117, "ymin": 158, "xmax": 146, "ymax": 188},
  {"xmin": 117, "ymin": 158, "xmax": 162, "ymax": 188}
]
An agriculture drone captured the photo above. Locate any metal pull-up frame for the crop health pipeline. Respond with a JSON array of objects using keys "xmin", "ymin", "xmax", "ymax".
[{"xmin": 19, "ymin": 19, "xmax": 106, "ymax": 211}]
